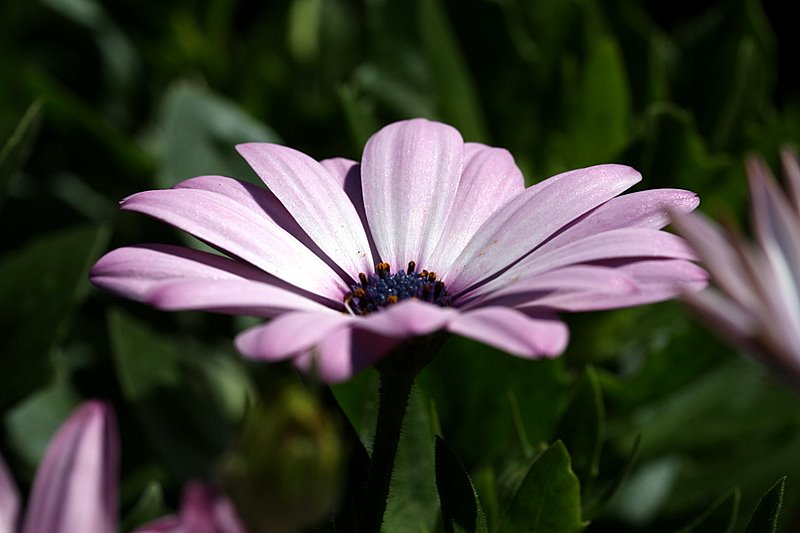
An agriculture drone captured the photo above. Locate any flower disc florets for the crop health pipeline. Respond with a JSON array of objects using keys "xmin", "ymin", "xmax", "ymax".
[{"xmin": 344, "ymin": 261, "xmax": 451, "ymax": 315}]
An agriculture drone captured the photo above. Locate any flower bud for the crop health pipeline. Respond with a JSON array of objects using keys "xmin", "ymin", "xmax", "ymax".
[{"xmin": 219, "ymin": 385, "xmax": 343, "ymax": 533}]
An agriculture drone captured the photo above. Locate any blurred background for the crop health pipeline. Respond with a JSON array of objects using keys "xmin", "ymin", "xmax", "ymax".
[{"xmin": 1, "ymin": 0, "xmax": 799, "ymax": 531}]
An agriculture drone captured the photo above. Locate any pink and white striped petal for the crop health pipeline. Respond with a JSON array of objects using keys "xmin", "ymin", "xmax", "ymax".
[
  {"xmin": 447, "ymin": 308, "xmax": 569, "ymax": 358},
  {"xmin": 445, "ymin": 164, "xmax": 642, "ymax": 293},
  {"xmin": 237, "ymin": 143, "xmax": 374, "ymax": 277},
  {"xmin": 361, "ymin": 118, "xmax": 464, "ymax": 270},
  {"xmin": 535, "ymin": 188, "xmax": 699, "ymax": 256},
  {"xmin": 427, "ymin": 143, "xmax": 525, "ymax": 274},
  {"xmin": 121, "ymin": 188, "xmax": 345, "ymax": 299},
  {"xmin": 236, "ymin": 311, "xmax": 354, "ymax": 361},
  {"xmin": 22, "ymin": 402, "xmax": 118, "ymax": 533}
]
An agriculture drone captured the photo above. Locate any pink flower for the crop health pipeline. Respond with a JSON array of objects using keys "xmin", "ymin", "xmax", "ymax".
[
  {"xmin": 673, "ymin": 149, "xmax": 800, "ymax": 386},
  {"xmin": 91, "ymin": 118, "xmax": 706, "ymax": 382},
  {"xmin": 0, "ymin": 401, "xmax": 118, "ymax": 533},
  {"xmin": 133, "ymin": 482, "xmax": 244, "ymax": 533}
]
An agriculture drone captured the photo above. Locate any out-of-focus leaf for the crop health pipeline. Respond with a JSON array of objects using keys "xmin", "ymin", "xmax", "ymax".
[
  {"xmin": 0, "ymin": 101, "xmax": 42, "ymax": 208},
  {"xmin": 288, "ymin": 0, "xmax": 322, "ymax": 63},
  {"xmin": 435, "ymin": 435, "xmax": 488, "ymax": 533},
  {"xmin": 606, "ymin": 456, "xmax": 681, "ymax": 526},
  {"xmin": 338, "ymin": 85, "xmax": 379, "ymax": 152},
  {"xmin": 553, "ymin": 366, "xmax": 604, "ymax": 488},
  {"xmin": 157, "ymin": 82, "xmax": 280, "ymax": 188},
  {"xmin": 582, "ymin": 435, "xmax": 640, "ymax": 520},
  {"xmin": 0, "ymin": 224, "xmax": 109, "ymax": 410},
  {"xmin": 743, "ymin": 477, "xmax": 785, "ymax": 533},
  {"xmin": 107, "ymin": 308, "xmax": 234, "ymax": 479},
  {"xmin": 120, "ymin": 481, "xmax": 166, "ymax": 533},
  {"xmin": 553, "ymin": 34, "xmax": 631, "ymax": 169},
  {"xmin": 4, "ymin": 382, "xmax": 79, "ymax": 468},
  {"xmin": 499, "ymin": 441, "xmax": 585, "ymax": 533},
  {"xmin": 418, "ymin": 0, "xmax": 487, "ymax": 142},
  {"xmin": 677, "ymin": 488, "xmax": 739, "ymax": 533}
]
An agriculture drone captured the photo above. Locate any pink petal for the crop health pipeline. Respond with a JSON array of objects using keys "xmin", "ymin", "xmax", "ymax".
[
  {"xmin": 427, "ymin": 143, "xmax": 525, "ymax": 274},
  {"xmin": 121, "ymin": 188, "xmax": 345, "ymax": 299},
  {"xmin": 460, "ymin": 265, "xmax": 639, "ymax": 309},
  {"xmin": 520, "ymin": 259, "xmax": 708, "ymax": 312},
  {"xmin": 781, "ymin": 147, "xmax": 800, "ymax": 213},
  {"xmin": 536, "ymin": 189, "xmax": 699, "ymax": 256},
  {"xmin": 0, "ymin": 453, "xmax": 20, "ymax": 533},
  {"xmin": 355, "ymin": 299, "xmax": 458, "ymax": 338},
  {"xmin": 237, "ymin": 143, "xmax": 374, "ymax": 277},
  {"xmin": 22, "ymin": 401, "xmax": 118, "ymax": 533},
  {"xmin": 464, "ymin": 228, "xmax": 695, "ymax": 301},
  {"xmin": 446, "ymin": 164, "xmax": 642, "ymax": 293},
  {"xmin": 133, "ymin": 482, "xmax": 244, "ymax": 533},
  {"xmin": 235, "ymin": 312, "xmax": 354, "ymax": 361},
  {"xmin": 176, "ymin": 175, "xmax": 353, "ymax": 280},
  {"xmin": 320, "ymin": 158, "xmax": 380, "ymax": 261},
  {"xmin": 670, "ymin": 211, "xmax": 757, "ymax": 309},
  {"xmin": 146, "ymin": 279, "xmax": 334, "ymax": 317},
  {"xmin": 447, "ymin": 308, "xmax": 569, "ymax": 358},
  {"xmin": 293, "ymin": 327, "xmax": 404, "ymax": 383},
  {"xmin": 91, "ymin": 245, "xmax": 331, "ymax": 316},
  {"xmin": 361, "ymin": 118, "xmax": 464, "ymax": 270}
]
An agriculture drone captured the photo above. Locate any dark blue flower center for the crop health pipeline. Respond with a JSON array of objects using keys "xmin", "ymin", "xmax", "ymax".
[{"xmin": 344, "ymin": 261, "xmax": 451, "ymax": 315}]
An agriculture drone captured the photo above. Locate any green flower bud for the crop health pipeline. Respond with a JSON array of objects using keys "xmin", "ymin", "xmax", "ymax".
[{"xmin": 220, "ymin": 385, "xmax": 343, "ymax": 533}]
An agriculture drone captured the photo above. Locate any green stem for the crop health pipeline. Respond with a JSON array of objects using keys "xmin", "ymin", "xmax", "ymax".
[
  {"xmin": 359, "ymin": 368, "xmax": 416, "ymax": 532},
  {"xmin": 359, "ymin": 334, "xmax": 445, "ymax": 532}
]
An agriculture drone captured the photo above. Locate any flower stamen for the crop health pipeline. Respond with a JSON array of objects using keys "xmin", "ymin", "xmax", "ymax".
[{"xmin": 343, "ymin": 262, "xmax": 451, "ymax": 315}]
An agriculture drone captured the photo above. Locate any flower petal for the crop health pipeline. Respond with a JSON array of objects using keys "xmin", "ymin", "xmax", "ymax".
[
  {"xmin": 235, "ymin": 312, "xmax": 353, "ymax": 361},
  {"xmin": 0, "ymin": 453, "xmax": 20, "ymax": 533},
  {"xmin": 446, "ymin": 164, "xmax": 642, "ymax": 293},
  {"xmin": 361, "ymin": 118, "xmax": 464, "ymax": 269},
  {"xmin": 176, "ymin": 175, "xmax": 353, "ymax": 280},
  {"xmin": 293, "ymin": 327, "xmax": 404, "ymax": 383},
  {"xmin": 447, "ymin": 308, "xmax": 568, "ymax": 358},
  {"xmin": 355, "ymin": 299, "xmax": 458, "ymax": 338},
  {"xmin": 91, "ymin": 245, "xmax": 331, "ymax": 316},
  {"xmin": 463, "ymin": 228, "xmax": 695, "ymax": 301},
  {"xmin": 780, "ymin": 147, "xmax": 800, "ymax": 214},
  {"xmin": 237, "ymin": 143, "xmax": 374, "ymax": 276},
  {"xmin": 535, "ymin": 189, "xmax": 699, "ymax": 256},
  {"xmin": 427, "ymin": 143, "xmax": 525, "ymax": 274},
  {"xmin": 22, "ymin": 401, "xmax": 118, "ymax": 533},
  {"xmin": 121, "ymin": 188, "xmax": 345, "ymax": 299},
  {"xmin": 133, "ymin": 482, "xmax": 244, "ymax": 533},
  {"xmin": 519, "ymin": 259, "xmax": 708, "ymax": 312}
]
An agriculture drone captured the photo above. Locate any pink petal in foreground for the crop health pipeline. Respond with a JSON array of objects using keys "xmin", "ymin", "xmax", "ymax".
[
  {"xmin": 293, "ymin": 327, "xmax": 404, "ymax": 383},
  {"xmin": 447, "ymin": 307, "xmax": 569, "ymax": 358},
  {"xmin": 133, "ymin": 482, "xmax": 244, "ymax": 533},
  {"xmin": 22, "ymin": 402, "xmax": 118, "ymax": 533},
  {"xmin": 237, "ymin": 143, "xmax": 374, "ymax": 277},
  {"xmin": 361, "ymin": 118, "xmax": 464, "ymax": 270},
  {"xmin": 0, "ymin": 453, "xmax": 20, "ymax": 533},
  {"xmin": 446, "ymin": 164, "xmax": 642, "ymax": 294},
  {"xmin": 427, "ymin": 143, "xmax": 525, "ymax": 274},
  {"xmin": 235, "ymin": 311, "xmax": 354, "ymax": 361}
]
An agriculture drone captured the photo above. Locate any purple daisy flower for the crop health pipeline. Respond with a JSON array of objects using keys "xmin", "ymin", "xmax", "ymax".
[
  {"xmin": 0, "ymin": 402, "xmax": 118, "ymax": 533},
  {"xmin": 91, "ymin": 118, "xmax": 706, "ymax": 382},
  {"xmin": 673, "ymin": 148, "xmax": 800, "ymax": 387}
]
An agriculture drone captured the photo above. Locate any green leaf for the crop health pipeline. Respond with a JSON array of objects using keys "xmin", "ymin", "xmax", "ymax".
[
  {"xmin": 500, "ymin": 441, "xmax": 585, "ymax": 533},
  {"xmin": 157, "ymin": 82, "xmax": 280, "ymax": 188},
  {"xmin": 107, "ymin": 308, "xmax": 234, "ymax": 479},
  {"xmin": 554, "ymin": 34, "xmax": 631, "ymax": 168},
  {"xmin": 3, "ymin": 382, "xmax": 79, "ymax": 469},
  {"xmin": 418, "ymin": 0, "xmax": 487, "ymax": 141},
  {"xmin": 120, "ymin": 481, "xmax": 166, "ymax": 533},
  {"xmin": 435, "ymin": 435, "xmax": 488, "ymax": 533},
  {"xmin": 0, "ymin": 224, "xmax": 109, "ymax": 410},
  {"xmin": 677, "ymin": 488, "xmax": 740, "ymax": 533},
  {"xmin": 553, "ymin": 367, "xmax": 604, "ymax": 487},
  {"xmin": 743, "ymin": 476, "xmax": 785, "ymax": 533},
  {"xmin": 0, "ymin": 101, "xmax": 42, "ymax": 208},
  {"xmin": 582, "ymin": 435, "xmax": 640, "ymax": 520}
]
